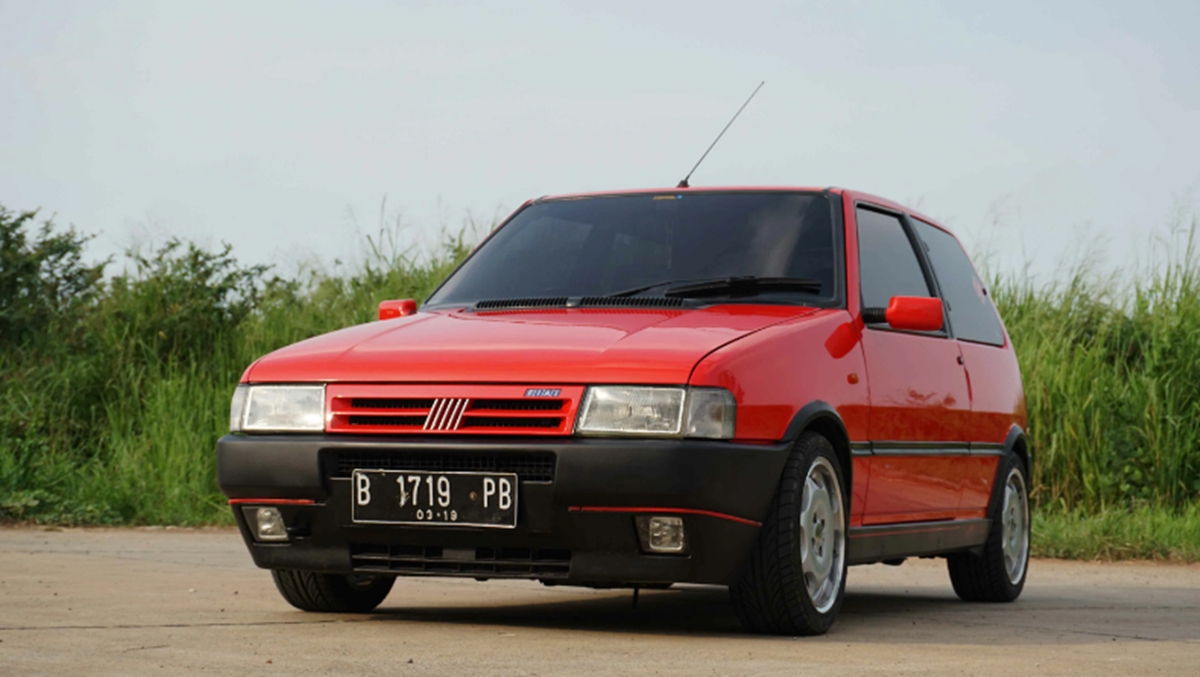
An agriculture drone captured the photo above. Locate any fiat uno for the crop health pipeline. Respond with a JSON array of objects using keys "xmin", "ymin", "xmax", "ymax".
[{"xmin": 219, "ymin": 187, "xmax": 1030, "ymax": 635}]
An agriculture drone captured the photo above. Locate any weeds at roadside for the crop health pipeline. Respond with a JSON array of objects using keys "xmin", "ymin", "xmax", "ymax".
[
  {"xmin": 1033, "ymin": 505, "xmax": 1200, "ymax": 561},
  {"xmin": 2, "ymin": 202, "xmax": 1198, "ymax": 560}
]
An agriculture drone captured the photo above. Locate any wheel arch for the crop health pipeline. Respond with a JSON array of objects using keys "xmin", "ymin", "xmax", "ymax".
[
  {"xmin": 1004, "ymin": 425, "xmax": 1030, "ymax": 477},
  {"xmin": 981, "ymin": 425, "xmax": 1031, "ymax": 519},
  {"xmin": 782, "ymin": 401, "xmax": 853, "ymax": 503}
]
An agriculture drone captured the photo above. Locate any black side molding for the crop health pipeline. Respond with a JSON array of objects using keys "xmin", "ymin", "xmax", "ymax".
[
  {"xmin": 870, "ymin": 441, "xmax": 971, "ymax": 456},
  {"xmin": 847, "ymin": 519, "xmax": 990, "ymax": 565}
]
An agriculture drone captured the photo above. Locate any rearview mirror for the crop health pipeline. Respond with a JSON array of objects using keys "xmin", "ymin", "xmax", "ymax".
[
  {"xmin": 378, "ymin": 299, "xmax": 418, "ymax": 320},
  {"xmin": 863, "ymin": 296, "xmax": 944, "ymax": 332}
]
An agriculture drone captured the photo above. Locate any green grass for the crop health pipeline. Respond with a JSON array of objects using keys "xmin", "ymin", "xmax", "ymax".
[
  {"xmin": 1, "ymin": 206, "xmax": 471, "ymax": 525},
  {"xmin": 1033, "ymin": 505, "xmax": 1200, "ymax": 562},
  {"xmin": 990, "ymin": 223, "xmax": 1200, "ymax": 513},
  {"xmin": 1, "ymin": 203, "xmax": 1198, "ymax": 561}
]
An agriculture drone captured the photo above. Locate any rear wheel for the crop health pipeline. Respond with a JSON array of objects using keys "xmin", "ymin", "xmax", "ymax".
[
  {"xmin": 271, "ymin": 570, "xmax": 395, "ymax": 613},
  {"xmin": 947, "ymin": 454, "xmax": 1029, "ymax": 602},
  {"xmin": 730, "ymin": 431, "xmax": 848, "ymax": 635}
]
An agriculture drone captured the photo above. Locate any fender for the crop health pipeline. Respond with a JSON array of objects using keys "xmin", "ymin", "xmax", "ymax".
[
  {"xmin": 781, "ymin": 400, "xmax": 847, "ymax": 444},
  {"xmin": 971, "ymin": 424, "xmax": 1030, "ymax": 542},
  {"xmin": 1004, "ymin": 424, "xmax": 1030, "ymax": 475},
  {"xmin": 779, "ymin": 400, "xmax": 853, "ymax": 495}
]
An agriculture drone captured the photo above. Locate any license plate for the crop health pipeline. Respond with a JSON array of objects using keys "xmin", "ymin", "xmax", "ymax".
[{"xmin": 350, "ymin": 470, "xmax": 518, "ymax": 528}]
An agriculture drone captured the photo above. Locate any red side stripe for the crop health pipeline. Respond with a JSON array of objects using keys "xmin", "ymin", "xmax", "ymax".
[{"xmin": 568, "ymin": 506, "xmax": 761, "ymax": 527}]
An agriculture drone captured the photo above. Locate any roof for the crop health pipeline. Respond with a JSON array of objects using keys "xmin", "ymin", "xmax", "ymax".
[
  {"xmin": 537, "ymin": 185, "xmax": 838, "ymax": 201},
  {"xmin": 533, "ymin": 185, "xmax": 953, "ymax": 235}
]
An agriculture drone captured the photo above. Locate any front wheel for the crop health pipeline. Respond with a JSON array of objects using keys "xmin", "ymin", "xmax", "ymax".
[
  {"xmin": 271, "ymin": 570, "xmax": 395, "ymax": 613},
  {"xmin": 730, "ymin": 431, "xmax": 848, "ymax": 635},
  {"xmin": 947, "ymin": 453, "xmax": 1030, "ymax": 602}
]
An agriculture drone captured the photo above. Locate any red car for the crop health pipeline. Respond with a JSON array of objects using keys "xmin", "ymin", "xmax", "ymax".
[{"xmin": 219, "ymin": 187, "xmax": 1030, "ymax": 635}]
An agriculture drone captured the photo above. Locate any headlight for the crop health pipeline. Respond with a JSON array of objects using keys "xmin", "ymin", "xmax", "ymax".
[
  {"xmin": 575, "ymin": 386, "xmax": 735, "ymax": 439},
  {"xmin": 230, "ymin": 384, "xmax": 325, "ymax": 433},
  {"xmin": 577, "ymin": 386, "xmax": 685, "ymax": 435}
]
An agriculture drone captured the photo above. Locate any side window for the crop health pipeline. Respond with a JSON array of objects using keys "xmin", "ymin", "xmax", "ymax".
[
  {"xmin": 856, "ymin": 207, "xmax": 932, "ymax": 310},
  {"xmin": 912, "ymin": 219, "xmax": 1006, "ymax": 346}
]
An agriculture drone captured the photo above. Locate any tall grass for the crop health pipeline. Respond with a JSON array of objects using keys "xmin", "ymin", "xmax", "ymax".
[
  {"xmin": 1032, "ymin": 504, "xmax": 1200, "ymax": 561},
  {"xmin": 1, "ymin": 205, "xmax": 471, "ymax": 524},
  {"xmin": 2, "ymin": 203, "xmax": 1199, "ymax": 557},
  {"xmin": 991, "ymin": 220, "xmax": 1200, "ymax": 513}
]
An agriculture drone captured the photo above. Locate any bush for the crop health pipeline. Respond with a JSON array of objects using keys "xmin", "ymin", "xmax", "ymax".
[
  {"xmin": 0, "ymin": 201, "xmax": 470, "ymax": 524},
  {"xmin": 0, "ymin": 206, "xmax": 105, "ymax": 347},
  {"xmin": 1, "ymin": 199, "xmax": 1197, "ymax": 544},
  {"xmin": 96, "ymin": 239, "xmax": 270, "ymax": 365}
]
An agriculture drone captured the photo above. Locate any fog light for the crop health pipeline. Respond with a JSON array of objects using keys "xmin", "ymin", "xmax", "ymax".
[
  {"xmin": 649, "ymin": 516, "xmax": 686, "ymax": 552},
  {"xmin": 246, "ymin": 507, "xmax": 288, "ymax": 542},
  {"xmin": 635, "ymin": 515, "xmax": 686, "ymax": 553}
]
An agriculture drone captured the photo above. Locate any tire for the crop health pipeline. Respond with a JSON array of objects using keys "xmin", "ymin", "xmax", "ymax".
[
  {"xmin": 730, "ymin": 431, "xmax": 848, "ymax": 635},
  {"xmin": 947, "ymin": 453, "xmax": 1029, "ymax": 602},
  {"xmin": 271, "ymin": 570, "xmax": 395, "ymax": 613}
]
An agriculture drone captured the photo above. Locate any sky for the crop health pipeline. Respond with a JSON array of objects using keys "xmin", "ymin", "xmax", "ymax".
[{"xmin": 2, "ymin": 0, "xmax": 1198, "ymax": 282}]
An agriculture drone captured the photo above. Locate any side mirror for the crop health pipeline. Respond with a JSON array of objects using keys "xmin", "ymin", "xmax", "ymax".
[
  {"xmin": 378, "ymin": 299, "xmax": 418, "ymax": 320},
  {"xmin": 863, "ymin": 296, "xmax": 944, "ymax": 332}
]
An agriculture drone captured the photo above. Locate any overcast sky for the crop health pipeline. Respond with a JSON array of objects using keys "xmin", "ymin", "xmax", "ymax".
[{"xmin": 2, "ymin": 0, "xmax": 1198, "ymax": 282}]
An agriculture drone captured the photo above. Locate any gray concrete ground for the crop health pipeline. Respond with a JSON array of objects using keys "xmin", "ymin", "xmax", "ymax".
[{"xmin": 0, "ymin": 527, "xmax": 1197, "ymax": 676}]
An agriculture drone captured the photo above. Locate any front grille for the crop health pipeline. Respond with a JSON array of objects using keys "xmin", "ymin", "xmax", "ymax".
[
  {"xmin": 351, "ymin": 398, "xmax": 436, "ymax": 410},
  {"xmin": 469, "ymin": 399, "xmax": 564, "ymax": 411},
  {"xmin": 326, "ymin": 384, "xmax": 583, "ymax": 436},
  {"xmin": 328, "ymin": 450, "xmax": 556, "ymax": 482},
  {"xmin": 347, "ymin": 415, "xmax": 425, "ymax": 427},
  {"xmin": 350, "ymin": 544, "xmax": 571, "ymax": 578},
  {"xmin": 460, "ymin": 416, "xmax": 561, "ymax": 429}
]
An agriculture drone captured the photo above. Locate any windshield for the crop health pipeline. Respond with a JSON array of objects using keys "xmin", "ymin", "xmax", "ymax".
[{"xmin": 426, "ymin": 191, "xmax": 839, "ymax": 307}]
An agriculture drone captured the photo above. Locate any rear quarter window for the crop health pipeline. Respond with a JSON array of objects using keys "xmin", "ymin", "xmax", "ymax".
[{"xmin": 912, "ymin": 219, "xmax": 1006, "ymax": 346}]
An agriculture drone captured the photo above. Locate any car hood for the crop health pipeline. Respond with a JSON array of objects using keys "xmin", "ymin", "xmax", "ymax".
[{"xmin": 246, "ymin": 305, "xmax": 818, "ymax": 384}]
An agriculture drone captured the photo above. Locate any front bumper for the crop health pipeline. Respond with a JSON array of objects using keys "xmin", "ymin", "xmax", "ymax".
[{"xmin": 217, "ymin": 434, "xmax": 790, "ymax": 586}]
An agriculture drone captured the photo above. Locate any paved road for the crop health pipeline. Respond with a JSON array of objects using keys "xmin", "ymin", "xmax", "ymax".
[{"xmin": 1, "ymin": 527, "xmax": 1197, "ymax": 676}]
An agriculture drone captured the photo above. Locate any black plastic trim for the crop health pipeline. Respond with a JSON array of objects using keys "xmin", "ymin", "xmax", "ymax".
[
  {"xmin": 220, "ymin": 434, "xmax": 791, "ymax": 584},
  {"xmin": 217, "ymin": 434, "xmax": 791, "ymax": 525},
  {"xmin": 781, "ymin": 400, "xmax": 846, "ymax": 443},
  {"xmin": 1004, "ymin": 425, "xmax": 1030, "ymax": 472},
  {"xmin": 861, "ymin": 307, "xmax": 887, "ymax": 324},
  {"xmin": 870, "ymin": 441, "xmax": 971, "ymax": 457},
  {"xmin": 847, "ymin": 519, "xmax": 990, "ymax": 565},
  {"xmin": 969, "ymin": 442, "xmax": 1006, "ymax": 456}
]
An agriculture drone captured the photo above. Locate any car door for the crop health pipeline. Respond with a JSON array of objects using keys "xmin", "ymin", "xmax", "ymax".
[
  {"xmin": 910, "ymin": 218, "xmax": 1020, "ymax": 518},
  {"xmin": 855, "ymin": 206, "xmax": 971, "ymax": 524}
]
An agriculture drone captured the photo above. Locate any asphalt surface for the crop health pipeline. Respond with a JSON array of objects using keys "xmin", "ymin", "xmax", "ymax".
[{"xmin": 1, "ymin": 527, "xmax": 1197, "ymax": 676}]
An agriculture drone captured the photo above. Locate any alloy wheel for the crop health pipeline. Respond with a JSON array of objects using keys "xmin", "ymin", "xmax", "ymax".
[
  {"xmin": 799, "ymin": 456, "xmax": 846, "ymax": 613},
  {"xmin": 1001, "ymin": 468, "xmax": 1030, "ymax": 585}
]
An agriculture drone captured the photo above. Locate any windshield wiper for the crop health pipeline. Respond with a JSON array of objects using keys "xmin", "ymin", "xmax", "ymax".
[
  {"xmin": 662, "ymin": 276, "xmax": 823, "ymax": 298},
  {"xmin": 603, "ymin": 280, "xmax": 689, "ymax": 298}
]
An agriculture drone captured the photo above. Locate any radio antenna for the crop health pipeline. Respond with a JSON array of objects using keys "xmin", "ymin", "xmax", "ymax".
[{"xmin": 676, "ymin": 81, "xmax": 764, "ymax": 189}]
